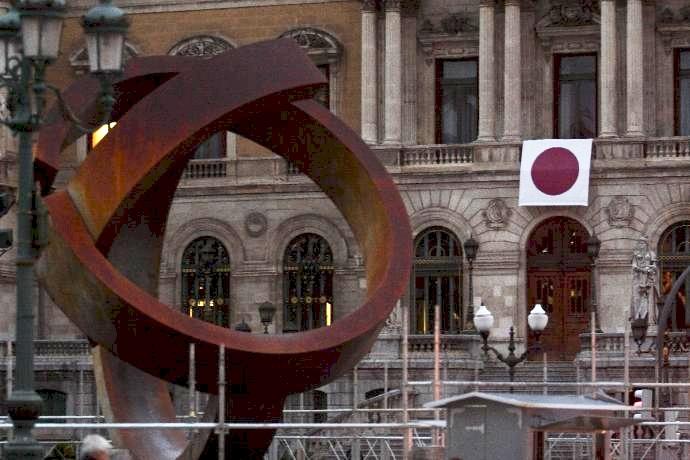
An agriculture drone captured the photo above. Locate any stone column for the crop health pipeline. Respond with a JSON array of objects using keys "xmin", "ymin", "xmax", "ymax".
[
  {"xmin": 383, "ymin": 0, "xmax": 402, "ymax": 144},
  {"xmin": 600, "ymin": 0, "xmax": 617, "ymax": 137},
  {"xmin": 401, "ymin": 2, "xmax": 418, "ymax": 145},
  {"xmin": 503, "ymin": 0, "xmax": 521, "ymax": 141},
  {"xmin": 361, "ymin": 0, "xmax": 378, "ymax": 143},
  {"xmin": 626, "ymin": 0, "xmax": 644, "ymax": 136},
  {"xmin": 478, "ymin": 0, "xmax": 496, "ymax": 141}
]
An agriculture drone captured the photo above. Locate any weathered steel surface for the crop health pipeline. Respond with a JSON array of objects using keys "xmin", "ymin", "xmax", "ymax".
[{"xmin": 35, "ymin": 39, "xmax": 411, "ymax": 459}]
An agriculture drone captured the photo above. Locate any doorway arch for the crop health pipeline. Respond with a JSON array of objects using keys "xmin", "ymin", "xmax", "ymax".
[{"xmin": 526, "ymin": 216, "xmax": 591, "ymax": 360}]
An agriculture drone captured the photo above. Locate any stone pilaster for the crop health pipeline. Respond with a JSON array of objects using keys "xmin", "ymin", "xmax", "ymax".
[
  {"xmin": 361, "ymin": 0, "xmax": 378, "ymax": 143},
  {"xmin": 401, "ymin": 0, "xmax": 417, "ymax": 145},
  {"xmin": 478, "ymin": 0, "xmax": 496, "ymax": 142},
  {"xmin": 599, "ymin": 0, "xmax": 617, "ymax": 137},
  {"xmin": 625, "ymin": 0, "xmax": 644, "ymax": 136},
  {"xmin": 502, "ymin": 0, "xmax": 521, "ymax": 141},
  {"xmin": 383, "ymin": 0, "xmax": 402, "ymax": 144}
]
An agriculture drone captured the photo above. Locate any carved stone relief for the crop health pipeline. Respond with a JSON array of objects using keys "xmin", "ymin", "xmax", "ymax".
[
  {"xmin": 605, "ymin": 196, "xmax": 634, "ymax": 228},
  {"xmin": 419, "ymin": 13, "xmax": 476, "ymax": 36},
  {"xmin": 169, "ymin": 36, "xmax": 232, "ymax": 58},
  {"xmin": 482, "ymin": 198, "xmax": 512, "ymax": 230},
  {"xmin": 547, "ymin": 0, "xmax": 599, "ymax": 27},
  {"xmin": 245, "ymin": 212, "xmax": 268, "ymax": 237},
  {"xmin": 381, "ymin": 301, "xmax": 402, "ymax": 334}
]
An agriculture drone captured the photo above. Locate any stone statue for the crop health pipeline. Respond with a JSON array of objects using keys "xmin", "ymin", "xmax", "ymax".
[{"xmin": 631, "ymin": 237, "xmax": 659, "ymax": 322}]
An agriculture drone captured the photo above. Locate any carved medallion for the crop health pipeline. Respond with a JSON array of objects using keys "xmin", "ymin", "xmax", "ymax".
[
  {"xmin": 482, "ymin": 198, "xmax": 512, "ymax": 230},
  {"xmin": 605, "ymin": 196, "xmax": 634, "ymax": 228},
  {"xmin": 244, "ymin": 211, "xmax": 268, "ymax": 237}
]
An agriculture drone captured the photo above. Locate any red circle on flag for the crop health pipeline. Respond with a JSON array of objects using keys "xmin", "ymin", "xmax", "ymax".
[{"xmin": 531, "ymin": 147, "xmax": 579, "ymax": 196}]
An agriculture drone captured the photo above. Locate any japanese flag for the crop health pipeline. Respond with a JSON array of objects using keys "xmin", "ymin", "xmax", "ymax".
[{"xmin": 518, "ymin": 139, "xmax": 593, "ymax": 206}]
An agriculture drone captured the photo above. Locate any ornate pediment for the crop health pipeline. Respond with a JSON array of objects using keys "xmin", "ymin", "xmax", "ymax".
[
  {"xmin": 535, "ymin": 0, "xmax": 600, "ymax": 39},
  {"xmin": 656, "ymin": 7, "xmax": 690, "ymax": 56},
  {"xmin": 545, "ymin": 0, "xmax": 599, "ymax": 27},
  {"xmin": 279, "ymin": 28, "xmax": 342, "ymax": 64},
  {"xmin": 535, "ymin": 1, "xmax": 600, "ymax": 48},
  {"xmin": 169, "ymin": 35, "xmax": 233, "ymax": 58},
  {"xmin": 419, "ymin": 13, "xmax": 477, "ymax": 36}
]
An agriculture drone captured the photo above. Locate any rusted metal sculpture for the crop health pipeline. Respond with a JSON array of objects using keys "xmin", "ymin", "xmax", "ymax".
[{"xmin": 34, "ymin": 39, "xmax": 412, "ymax": 459}]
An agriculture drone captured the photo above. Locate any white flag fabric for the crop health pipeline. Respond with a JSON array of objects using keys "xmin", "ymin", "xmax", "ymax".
[{"xmin": 518, "ymin": 139, "xmax": 593, "ymax": 206}]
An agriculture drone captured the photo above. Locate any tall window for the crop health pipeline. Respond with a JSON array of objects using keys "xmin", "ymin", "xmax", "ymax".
[
  {"xmin": 315, "ymin": 64, "xmax": 330, "ymax": 108},
  {"xmin": 193, "ymin": 133, "xmax": 226, "ymax": 159},
  {"xmin": 181, "ymin": 237, "xmax": 231, "ymax": 327},
  {"xmin": 283, "ymin": 233, "xmax": 334, "ymax": 332},
  {"xmin": 436, "ymin": 59, "xmax": 478, "ymax": 144},
  {"xmin": 280, "ymin": 28, "xmax": 342, "ymax": 113},
  {"xmin": 412, "ymin": 227, "xmax": 462, "ymax": 334},
  {"xmin": 555, "ymin": 54, "xmax": 597, "ymax": 139},
  {"xmin": 676, "ymin": 49, "xmax": 690, "ymax": 136},
  {"xmin": 170, "ymin": 36, "xmax": 233, "ymax": 160},
  {"xmin": 658, "ymin": 222, "xmax": 690, "ymax": 330},
  {"xmin": 36, "ymin": 389, "xmax": 66, "ymax": 420}
]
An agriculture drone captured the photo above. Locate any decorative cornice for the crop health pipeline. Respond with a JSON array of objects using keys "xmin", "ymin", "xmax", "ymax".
[
  {"xmin": 479, "ymin": 0, "xmax": 496, "ymax": 7},
  {"xmin": 361, "ymin": 0, "xmax": 377, "ymax": 13},
  {"xmin": 384, "ymin": 0, "xmax": 400, "ymax": 12},
  {"xmin": 65, "ymin": 0, "xmax": 351, "ymax": 17}
]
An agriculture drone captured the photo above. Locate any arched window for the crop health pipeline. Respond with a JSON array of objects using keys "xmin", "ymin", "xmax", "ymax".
[
  {"xmin": 36, "ymin": 389, "xmax": 67, "ymax": 420},
  {"xmin": 169, "ymin": 36, "xmax": 234, "ymax": 159},
  {"xmin": 283, "ymin": 233, "xmax": 334, "ymax": 332},
  {"xmin": 412, "ymin": 227, "xmax": 462, "ymax": 334},
  {"xmin": 181, "ymin": 237, "xmax": 231, "ymax": 327},
  {"xmin": 658, "ymin": 221, "xmax": 690, "ymax": 330},
  {"xmin": 279, "ymin": 28, "xmax": 342, "ymax": 112}
]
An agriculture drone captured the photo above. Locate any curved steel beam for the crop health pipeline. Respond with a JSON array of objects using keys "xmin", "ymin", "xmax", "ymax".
[{"xmin": 35, "ymin": 39, "xmax": 412, "ymax": 459}]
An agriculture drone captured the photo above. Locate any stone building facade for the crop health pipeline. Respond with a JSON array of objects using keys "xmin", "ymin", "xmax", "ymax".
[{"xmin": 0, "ymin": 0, "xmax": 689, "ymax": 454}]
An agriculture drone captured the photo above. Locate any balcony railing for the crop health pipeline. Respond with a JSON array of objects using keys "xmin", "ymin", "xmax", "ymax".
[
  {"xmin": 400, "ymin": 144, "xmax": 473, "ymax": 166},
  {"xmin": 183, "ymin": 158, "xmax": 230, "ymax": 179},
  {"xmin": 645, "ymin": 137, "xmax": 690, "ymax": 158}
]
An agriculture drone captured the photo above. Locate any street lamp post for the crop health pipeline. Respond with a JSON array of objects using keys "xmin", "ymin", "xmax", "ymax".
[
  {"xmin": 462, "ymin": 235, "xmax": 478, "ymax": 332},
  {"xmin": 587, "ymin": 232, "xmax": 602, "ymax": 333},
  {"xmin": 474, "ymin": 303, "xmax": 549, "ymax": 392},
  {"xmin": 0, "ymin": 2, "xmax": 128, "ymax": 458}
]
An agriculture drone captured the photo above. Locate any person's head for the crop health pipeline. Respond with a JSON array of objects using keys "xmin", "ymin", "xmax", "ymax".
[{"xmin": 79, "ymin": 434, "xmax": 112, "ymax": 460}]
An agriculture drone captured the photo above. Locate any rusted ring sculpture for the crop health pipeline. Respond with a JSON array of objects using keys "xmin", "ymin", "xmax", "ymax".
[{"xmin": 35, "ymin": 39, "xmax": 412, "ymax": 459}]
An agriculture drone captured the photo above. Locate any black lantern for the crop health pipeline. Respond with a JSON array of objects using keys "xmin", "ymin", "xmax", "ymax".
[
  {"xmin": 462, "ymin": 235, "xmax": 479, "ymax": 331},
  {"xmin": 258, "ymin": 301, "xmax": 276, "ymax": 334},
  {"xmin": 587, "ymin": 232, "xmax": 601, "ymax": 260},
  {"xmin": 463, "ymin": 235, "xmax": 479, "ymax": 262}
]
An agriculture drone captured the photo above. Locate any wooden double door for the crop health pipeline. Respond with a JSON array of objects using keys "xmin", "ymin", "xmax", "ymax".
[
  {"xmin": 528, "ymin": 270, "xmax": 590, "ymax": 360},
  {"xmin": 526, "ymin": 216, "xmax": 593, "ymax": 360}
]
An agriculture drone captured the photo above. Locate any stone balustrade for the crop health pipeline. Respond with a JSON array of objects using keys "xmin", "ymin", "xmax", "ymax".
[
  {"xmin": 400, "ymin": 144, "xmax": 473, "ymax": 166},
  {"xmin": 645, "ymin": 137, "xmax": 690, "ymax": 158},
  {"xmin": 407, "ymin": 334, "xmax": 482, "ymax": 358},
  {"xmin": 183, "ymin": 158, "xmax": 230, "ymax": 179},
  {"xmin": 177, "ymin": 136, "xmax": 690, "ymax": 184},
  {"xmin": 579, "ymin": 331, "xmax": 690, "ymax": 357}
]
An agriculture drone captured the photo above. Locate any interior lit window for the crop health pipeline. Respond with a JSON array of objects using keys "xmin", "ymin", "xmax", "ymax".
[{"xmin": 90, "ymin": 122, "xmax": 117, "ymax": 149}]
